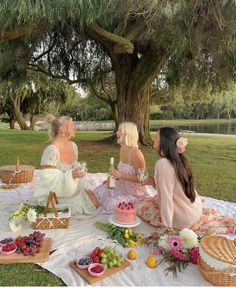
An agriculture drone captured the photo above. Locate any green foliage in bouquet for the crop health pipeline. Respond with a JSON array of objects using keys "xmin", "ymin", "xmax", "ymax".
[
  {"xmin": 95, "ymin": 222, "xmax": 143, "ymax": 248},
  {"xmin": 10, "ymin": 203, "xmax": 68, "ymax": 223}
]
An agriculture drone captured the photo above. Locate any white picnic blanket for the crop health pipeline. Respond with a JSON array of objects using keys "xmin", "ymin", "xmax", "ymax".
[{"xmin": 0, "ymin": 171, "xmax": 235, "ymax": 286}]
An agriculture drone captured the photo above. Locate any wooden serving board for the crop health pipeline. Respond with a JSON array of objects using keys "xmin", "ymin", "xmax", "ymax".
[
  {"xmin": 69, "ymin": 259, "xmax": 131, "ymax": 284},
  {"xmin": 0, "ymin": 238, "xmax": 52, "ymax": 264}
]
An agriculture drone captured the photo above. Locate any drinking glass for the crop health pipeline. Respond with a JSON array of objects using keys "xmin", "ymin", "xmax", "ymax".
[
  {"xmin": 137, "ymin": 168, "xmax": 148, "ymax": 184},
  {"xmin": 75, "ymin": 161, "xmax": 88, "ymax": 173},
  {"xmin": 80, "ymin": 162, "xmax": 88, "ymax": 173}
]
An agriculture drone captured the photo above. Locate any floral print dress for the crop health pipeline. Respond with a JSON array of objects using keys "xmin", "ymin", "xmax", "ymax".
[
  {"xmin": 136, "ymin": 158, "xmax": 235, "ymax": 235},
  {"xmin": 136, "ymin": 196, "xmax": 235, "ymax": 235},
  {"xmin": 93, "ymin": 161, "xmax": 149, "ymax": 214}
]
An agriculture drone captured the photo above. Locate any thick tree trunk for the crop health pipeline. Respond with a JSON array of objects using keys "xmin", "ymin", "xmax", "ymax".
[
  {"xmin": 110, "ymin": 101, "xmax": 119, "ymax": 131},
  {"xmin": 114, "ymin": 53, "xmax": 164, "ymax": 146},
  {"xmin": 115, "ymin": 72, "xmax": 152, "ymax": 145},
  {"xmin": 29, "ymin": 114, "xmax": 37, "ymax": 130},
  {"xmin": 13, "ymin": 105, "xmax": 29, "ymax": 130},
  {"xmin": 9, "ymin": 118, "xmax": 16, "ymax": 129},
  {"xmin": 227, "ymin": 110, "xmax": 231, "ymax": 121}
]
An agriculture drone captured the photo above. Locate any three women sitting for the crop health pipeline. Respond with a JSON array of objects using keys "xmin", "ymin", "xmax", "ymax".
[{"xmin": 34, "ymin": 117, "xmax": 235, "ymax": 233}]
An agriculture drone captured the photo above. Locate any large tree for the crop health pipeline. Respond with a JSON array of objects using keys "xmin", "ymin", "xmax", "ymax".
[
  {"xmin": 1, "ymin": 0, "xmax": 236, "ymax": 144},
  {"xmin": 0, "ymin": 71, "xmax": 71, "ymax": 130}
]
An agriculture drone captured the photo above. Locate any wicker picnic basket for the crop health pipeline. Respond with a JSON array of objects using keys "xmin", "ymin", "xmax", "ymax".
[
  {"xmin": 32, "ymin": 191, "xmax": 71, "ymax": 230},
  {"xmin": 0, "ymin": 156, "xmax": 34, "ymax": 184},
  {"xmin": 198, "ymin": 235, "xmax": 236, "ymax": 286}
]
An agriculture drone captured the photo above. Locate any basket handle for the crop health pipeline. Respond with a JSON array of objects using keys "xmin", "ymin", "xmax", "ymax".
[
  {"xmin": 44, "ymin": 191, "xmax": 59, "ymax": 217},
  {"xmin": 16, "ymin": 155, "xmax": 20, "ymax": 171}
]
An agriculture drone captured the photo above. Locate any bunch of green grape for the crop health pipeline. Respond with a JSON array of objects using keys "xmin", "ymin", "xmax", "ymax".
[
  {"xmin": 10, "ymin": 205, "xmax": 29, "ymax": 221},
  {"xmin": 100, "ymin": 246, "xmax": 125, "ymax": 268}
]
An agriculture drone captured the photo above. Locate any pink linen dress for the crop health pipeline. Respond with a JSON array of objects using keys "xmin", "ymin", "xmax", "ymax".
[
  {"xmin": 93, "ymin": 160, "xmax": 149, "ymax": 214},
  {"xmin": 136, "ymin": 158, "xmax": 235, "ymax": 235}
]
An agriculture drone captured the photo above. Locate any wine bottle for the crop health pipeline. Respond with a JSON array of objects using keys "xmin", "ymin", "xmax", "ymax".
[{"xmin": 107, "ymin": 156, "xmax": 115, "ymax": 189}]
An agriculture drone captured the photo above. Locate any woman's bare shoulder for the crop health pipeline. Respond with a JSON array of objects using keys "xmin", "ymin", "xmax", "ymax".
[{"xmin": 131, "ymin": 148, "xmax": 144, "ymax": 158}]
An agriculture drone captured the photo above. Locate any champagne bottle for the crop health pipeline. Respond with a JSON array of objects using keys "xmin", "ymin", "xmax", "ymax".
[{"xmin": 107, "ymin": 156, "xmax": 115, "ymax": 189}]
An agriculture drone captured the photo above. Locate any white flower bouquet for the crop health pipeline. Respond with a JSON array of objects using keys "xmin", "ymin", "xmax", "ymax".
[
  {"xmin": 9, "ymin": 201, "xmax": 70, "ymax": 231},
  {"xmin": 9, "ymin": 203, "xmax": 47, "ymax": 232},
  {"xmin": 145, "ymin": 228, "xmax": 200, "ymax": 277}
]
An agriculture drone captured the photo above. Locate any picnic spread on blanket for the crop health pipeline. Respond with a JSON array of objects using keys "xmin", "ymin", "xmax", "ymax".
[{"xmin": 0, "ymin": 170, "xmax": 235, "ymax": 286}]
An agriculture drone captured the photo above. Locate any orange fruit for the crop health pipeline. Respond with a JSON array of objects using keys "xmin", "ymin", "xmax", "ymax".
[
  {"xmin": 127, "ymin": 249, "xmax": 137, "ymax": 260},
  {"xmin": 146, "ymin": 255, "xmax": 158, "ymax": 268}
]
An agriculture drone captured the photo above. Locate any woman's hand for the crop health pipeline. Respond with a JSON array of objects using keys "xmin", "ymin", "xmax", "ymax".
[
  {"xmin": 144, "ymin": 176, "xmax": 156, "ymax": 187},
  {"xmin": 110, "ymin": 169, "xmax": 122, "ymax": 179},
  {"xmin": 72, "ymin": 168, "xmax": 86, "ymax": 179}
]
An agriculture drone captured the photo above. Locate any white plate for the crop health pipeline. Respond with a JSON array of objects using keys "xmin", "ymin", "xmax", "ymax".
[{"xmin": 108, "ymin": 214, "xmax": 141, "ymax": 228}]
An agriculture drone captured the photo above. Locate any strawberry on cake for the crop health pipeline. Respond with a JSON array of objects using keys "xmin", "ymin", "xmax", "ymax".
[{"xmin": 115, "ymin": 202, "xmax": 136, "ymax": 224}]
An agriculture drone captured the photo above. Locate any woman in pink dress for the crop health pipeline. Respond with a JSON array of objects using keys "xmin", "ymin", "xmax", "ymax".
[
  {"xmin": 93, "ymin": 122, "xmax": 150, "ymax": 213},
  {"xmin": 136, "ymin": 127, "xmax": 235, "ymax": 234}
]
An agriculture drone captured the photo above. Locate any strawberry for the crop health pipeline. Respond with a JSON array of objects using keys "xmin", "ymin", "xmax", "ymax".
[{"xmin": 93, "ymin": 256, "xmax": 100, "ymax": 263}]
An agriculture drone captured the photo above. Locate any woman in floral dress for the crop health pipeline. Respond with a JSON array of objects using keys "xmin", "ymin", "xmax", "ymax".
[
  {"xmin": 136, "ymin": 127, "xmax": 235, "ymax": 235},
  {"xmin": 93, "ymin": 122, "xmax": 152, "ymax": 214}
]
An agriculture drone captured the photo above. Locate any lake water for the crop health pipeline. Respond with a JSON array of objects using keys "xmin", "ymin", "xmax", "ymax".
[
  {"xmin": 151, "ymin": 122, "xmax": 236, "ymax": 135},
  {"xmin": 74, "ymin": 121, "xmax": 236, "ymax": 135}
]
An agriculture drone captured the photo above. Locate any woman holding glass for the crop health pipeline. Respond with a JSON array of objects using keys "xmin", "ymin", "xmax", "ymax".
[
  {"xmin": 136, "ymin": 127, "xmax": 235, "ymax": 234},
  {"xmin": 34, "ymin": 115, "xmax": 99, "ymax": 218},
  {"xmin": 93, "ymin": 122, "xmax": 150, "ymax": 213}
]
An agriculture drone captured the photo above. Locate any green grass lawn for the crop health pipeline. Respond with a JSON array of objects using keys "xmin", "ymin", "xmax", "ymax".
[{"xmin": 0, "ymin": 129, "xmax": 235, "ymax": 286}]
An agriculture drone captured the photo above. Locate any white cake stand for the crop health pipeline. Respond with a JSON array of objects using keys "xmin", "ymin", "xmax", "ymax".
[{"xmin": 108, "ymin": 214, "xmax": 141, "ymax": 228}]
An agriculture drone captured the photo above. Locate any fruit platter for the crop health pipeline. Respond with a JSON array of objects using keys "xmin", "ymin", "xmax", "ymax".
[
  {"xmin": 0, "ymin": 231, "xmax": 52, "ymax": 264},
  {"xmin": 0, "ymin": 237, "xmax": 15, "ymax": 246},
  {"xmin": 70, "ymin": 245, "xmax": 130, "ymax": 284}
]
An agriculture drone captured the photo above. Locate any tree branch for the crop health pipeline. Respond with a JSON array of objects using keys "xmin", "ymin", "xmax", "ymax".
[
  {"xmin": 28, "ymin": 63, "xmax": 81, "ymax": 84},
  {"xmin": 0, "ymin": 22, "xmax": 48, "ymax": 42},
  {"xmin": 87, "ymin": 22, "xmax": 134, "ymax": 54},
  {"xmin": 89, "ymin": 83, "xmax": 112, "ymax": 105},
  {"xmin": 133, "ymin": 40, "xmax": 167, "ymax": 94},
  {"xmin": 124, "ymin": 20, "xmax": 147, "ymax": 41},
  {"xmin": 33, "ymin": 33, "xmax": 57, "ymax": 62},
  {"xmin": 100, "ymin": 73, "xmax": 114, "ymax": 102}
]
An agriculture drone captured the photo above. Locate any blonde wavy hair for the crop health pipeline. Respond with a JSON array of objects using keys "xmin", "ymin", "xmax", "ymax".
[
  {"xmin": 118, "ymin": 122, "xmax": 139, "ymax": 148},
  {"xmin": 48, "ymin": 116, "xmax": 73, "ymax": 141}
]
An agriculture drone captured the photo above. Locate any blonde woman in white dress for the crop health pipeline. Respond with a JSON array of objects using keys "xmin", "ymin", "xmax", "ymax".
[{"xmin": 34, "ymin": 116, "xmax": 99, "ymax": 219}]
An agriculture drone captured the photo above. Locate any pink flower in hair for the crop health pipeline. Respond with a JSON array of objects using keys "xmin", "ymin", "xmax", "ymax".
[{"xmin": 176, "ymin": 137, "xmax": 188, "ymax": 154}]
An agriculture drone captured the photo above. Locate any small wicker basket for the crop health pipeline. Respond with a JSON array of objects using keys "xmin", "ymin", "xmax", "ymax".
[
  {"xmin": 0, "ymin": 157, "xmax": 34, "ymax": 184},
  {"xmin": 32, "ymin": 192, "xmax": 70, "ymax": 230},
  {"xmin": 198, "ymin": 235, "xmax": 236, "ymax": 286}
]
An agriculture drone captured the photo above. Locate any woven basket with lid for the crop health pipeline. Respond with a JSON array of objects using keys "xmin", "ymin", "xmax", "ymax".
[
  {"xmin": 198, "ymin": 235, "xmax": 236, "ymax": 286},
  {"xmin": 0, "ymin": 164, "xmax": 34, "ymax": 184},
  {"xmin": 0, "ymin": 156, "xmax": 34, "ymax": 184}
]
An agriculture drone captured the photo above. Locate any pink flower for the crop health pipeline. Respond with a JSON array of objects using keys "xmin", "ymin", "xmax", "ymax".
[
  {"xmin": 152, "ymin": 247, "xmax": 162, "ymax": 255},
  {"xmin": 176, "ymin": 137, "xmax": 188, "ymax": 148},
  {"xmin": 151, "ymin": 232, "xmax": 159, "ymax": 240},
  {"xmin": 171, "ymin": 249, "xmax": 185, "ymax": 260},
  {"xmin": 188, "ymin": 247, "xmax": 199, "ymax": 264},
  {"xmin": 167, "ymin": 235, "xmax": 184, "ymax": 251},
  {"xmin": 176, "ymin": 137, "xmax": 188, "ymax": 154}
]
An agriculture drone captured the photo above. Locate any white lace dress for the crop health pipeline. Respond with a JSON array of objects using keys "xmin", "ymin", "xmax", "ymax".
[{"xmin": 34, "ymin": 142, "xmax": 98, "ymax": 219}]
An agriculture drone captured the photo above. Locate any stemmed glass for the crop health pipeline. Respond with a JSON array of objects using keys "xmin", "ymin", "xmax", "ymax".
[
  {"xmin": 75, "ymin": 161, "xmax": 88, "ymax": 173},
  {"xmin": 137, "ymin": 168, "xmax": 148, "ymax": 184},
  {"xmin": 80, "ymin": 162, "xmax": 88, "ymax": 173}
]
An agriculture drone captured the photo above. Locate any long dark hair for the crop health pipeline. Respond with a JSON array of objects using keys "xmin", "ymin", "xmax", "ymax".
[{"xmin": 159, "ymin": 127, "xmax": 196, "ymax": 202}]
